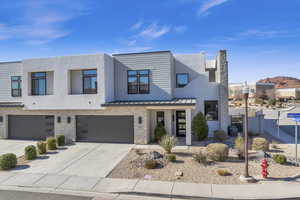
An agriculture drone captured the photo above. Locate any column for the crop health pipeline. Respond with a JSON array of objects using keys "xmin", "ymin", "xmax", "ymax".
[{"xmin": 185, "ymin": 109, "xmax": 192, "ymax": 146}]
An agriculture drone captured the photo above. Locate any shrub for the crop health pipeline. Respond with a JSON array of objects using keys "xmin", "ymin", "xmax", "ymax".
[
  {"xmin": 192, "ymin": 112, "xmax": 208, "ymax": 141},
  {"xmin": 166, "ymin": 154, "xmax": 176, "ymax": 162},
  {"xmin": 252, "ymin": 137, "xmax": 269, "ymax": 151},
  {"xmin": 25, "ymin": 145, "xmax": 37, "ymax": 160},
  {"xmin": 213, "ymin": 130, "xmax": 227, "ymax": 142},
  {"xmin": 273, "ymin": 154, "xmax": 287, "ymax": 165},
  {"xmin": 234, "ymin": 136, "xmax": 244, "ymax": 159},
  {"xmin": 37, "ymin": 141, "xmax": 47, "ymax": 154},
  {"xmin": 193, "ymin": 151, "xmax": 208, "ymax": 165},
  {"xmin": 216, "ymin": 169, "xmax": 231, "ymax": 176},
  {"xmin": 47, "ymin": 137, "xmax": 57, "ymax": 150},
  {"xmin": 56, "ymin": 134, "xmax": 65, "ymax": 146},
  {"xmin": 154, "ymin": 123, "xmax": 167, "ymax": 142},
  {"xmin": 0, "ymin": 153, "xmax": 17, "ymax": 170},
  {"xmin": 268, "ymin": 99, "xmax": 277, "ymax": 106},
  {"xmin": 159, "ymin": 135, "xmax": 177, "ymax": 154},
  {"xmin": 207, "ymin": 143, "xmax": 229, "ymax": 162},
  {"xmin": 144, "ymin": 159, "xmax": 157, "ymax": 169}
]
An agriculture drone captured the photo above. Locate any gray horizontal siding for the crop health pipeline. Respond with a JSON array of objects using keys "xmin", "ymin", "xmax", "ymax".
[
  {"xmin": 0, "ymin": 62, "xmax": 23, "ymax": 102},
  {"xmin": 114, "ymin": 52, "xmax": 173, "ymax": 101}
]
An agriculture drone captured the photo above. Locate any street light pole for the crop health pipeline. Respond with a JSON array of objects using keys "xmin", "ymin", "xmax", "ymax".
[{"xmin": 243, "ymin": 84, "xmax": 250, "ymax": 177}]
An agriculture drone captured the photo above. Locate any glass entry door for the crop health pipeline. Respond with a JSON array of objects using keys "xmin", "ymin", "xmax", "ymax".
[{"xmin": 176, "ymin": 111, "xmax": 186, "ymax": 137}]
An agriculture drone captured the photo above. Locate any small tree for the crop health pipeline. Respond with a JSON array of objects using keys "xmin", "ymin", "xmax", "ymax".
[
  {"xmin": 192, "ymin": 112, "xmax": 208, "ymax": 141},
  {"xmin": 154, "ymin": 123, "xmax": 167, "ymax": 142}
]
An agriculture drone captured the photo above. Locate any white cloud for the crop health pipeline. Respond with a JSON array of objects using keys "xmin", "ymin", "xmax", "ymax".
[
  {"xmin": 240, "ymin": 29, "xmax": 280, "ymax": 38},
  {"xmin": 0, "ymin": 0, "xmax": 89, "ymax": 45},
  {"xmin": 198, "ymin": 0, "xmax": 229, "ymax": 15},
  {"xmin": 131, "ymin": 20, "xmax": 143, "ymax": 30},
  {"xmin": 139, "ymin": 23, "xmax": 171, "ymax": 39},
  {"xmin": 174, "ymin": 25, "xmax": 187, "ymax": 33}
]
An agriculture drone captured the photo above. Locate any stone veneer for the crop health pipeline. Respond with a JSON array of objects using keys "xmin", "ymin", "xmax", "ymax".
[{"xmin": 0, "ymin": 106, "xmax": 150, "ymax": 144}]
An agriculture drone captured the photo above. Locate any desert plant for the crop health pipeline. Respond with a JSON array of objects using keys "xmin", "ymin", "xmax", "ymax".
[
  {"xmin": 273, "ymin": 154, "xmax": 287, "ymax": 165},
  {"xmin": 252, "ymin": 137, "xmax": 269, "ymax": 151},
  {"xmin": 268, "ymin": 99, "xmax": 277, "ymax": 106},
  {"xmin": 154, "ymin": 123, "xmax": 167, "ymax": 142},
  {"xmin": 25, "ymin": 145, "xmax": 37, "ymax": 160},
  {"xmin": 216, "ymin": 169, "xmax": 231, "ymax": 176},
  {"xmin": 193, "ymin": 151, "xmax": 208, "ymax": 165},
  {"xmin": 207, "ymin": 143, "xmax": 229, "ymax": 162},
  {"xmin": 213, "ymin": 130, "xmax": 227, "ymax": 142},
  {"xmin": 47, "ymin": 137, "xmax": 57, "ymax": 150},
  {"xmin": 159, "ymin": 135, "xmax": 177, "ymax": 154},
  {"xmin": 165, "ymin": 154, "xmax": 176, "ymax": 162},
  {"xmin": 144, "ymin": 159, "xmax": 157, "ymax": 169},
  {"xmin": 192, "ymin": 112, "xmax": 208, "ymax": 141},
  {"xmin": 234, "ymin": 136, "xmax": 245, "ymax": 159},
  {"xmin": 37, "ymin": 141, "xmax": 47, "ymax": 154},
  {"xmin": 0, "ymin": 153, "xmax": 17, "ymax": 170},
  {"xmin": 56, "ymin": 134, "xmax": 65, "ymax": 146}
]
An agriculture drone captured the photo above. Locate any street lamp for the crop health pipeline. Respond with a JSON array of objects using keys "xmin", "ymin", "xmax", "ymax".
[{"xmin": 240, "ymin": 82, "xmax": 256, "ymax": 182}]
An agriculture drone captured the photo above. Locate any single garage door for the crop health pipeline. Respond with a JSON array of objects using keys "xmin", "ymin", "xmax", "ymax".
[
  {"xmin": 76, "ymin": 115, "xmax": 134, "ymax": 143},
  {"xmin": 8, "ymin": 115, "xmax": 54, "ymax": 140}
]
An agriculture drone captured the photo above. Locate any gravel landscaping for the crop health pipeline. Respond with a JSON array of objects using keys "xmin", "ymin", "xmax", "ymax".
[{"xmin": 108, "ymin": 142, "xmax": 300, "ymax": 184}]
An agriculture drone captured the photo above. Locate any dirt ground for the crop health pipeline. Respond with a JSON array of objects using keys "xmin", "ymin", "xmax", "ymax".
[{"xmin": 108, "ymin": 145, "xmax": 300, "ymax": 184}]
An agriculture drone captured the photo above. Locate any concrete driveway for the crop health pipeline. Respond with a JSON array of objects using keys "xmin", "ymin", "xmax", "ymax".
[
  {"xmin": 0, "ymin": 140, "xmax": 36, "ymax": 157},
  {"xmin": 0, "ymin": 140, "xmax": 133, "ymax": 178}
]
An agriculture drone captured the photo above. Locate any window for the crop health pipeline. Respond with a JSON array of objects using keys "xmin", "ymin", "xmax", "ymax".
[
  {"xmin": 0, "ymin": 116, "xmax": 3, "ymax": 123},
  {"xmin": 11, "ymin": 76, "xmax": 22, "ymax": 97},
  {"xmin": 205, "ymin": 101, "xmax": 218, "ymax": 121},
  {"xmin": 208, "ymin": 69, "xmax": 216, "ymax": 82},
  {"xmin": 31, "ymin": 72, "xmax": 46, "ymax": 96},
  {"xmin": 83, "ymin": 69, "xmax": 97, "ymax": 94},
  {"xmin": 156, "ymin": 111, "xmax": 165, "ymax": 126},
  {"xmin": 176, "ymin": 73, "xmax": 189, "ymax": 88},
  {"xmin": 127, "ymin": 70, "xmax": 149, "ymax": 94}
]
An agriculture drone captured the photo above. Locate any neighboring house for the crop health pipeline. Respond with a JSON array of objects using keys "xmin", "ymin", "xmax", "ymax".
[
  {"xmin": 276, "ymin": 88, "xmax": 300, "ymax": 100},
  {"xmin": 0, "ymin": 50, "xmax": 229, "ymax": 145},
  {"xmin": 229, "ymin": 82, "xmax": 275, "ymax": 100}
]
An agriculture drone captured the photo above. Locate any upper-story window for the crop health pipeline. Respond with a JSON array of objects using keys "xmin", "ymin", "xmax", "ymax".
[
  {"xmin": 208, "ymin": 69, "xmax": 216, "ymax": 82},
  {"xmin": 176, "ymin": 73, "xmax": 189, "ymax": 88},
  {"xmin": 127, "ymin": 70, "xmax": 150, "ymax": 94},
  {"xmin": 83, "ymin": 69, "xmax": 97, "ymax": 94},
  {"xmin": 11, "ymin": 76, "xmax": 22, "ymax": 97},
  {"xmin": 32, "ymin": 72, "xmax": 46, "ymax": 96}
]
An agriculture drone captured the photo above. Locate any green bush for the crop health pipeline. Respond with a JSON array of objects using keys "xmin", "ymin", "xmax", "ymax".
[
  {"xmin": 192, "ymin": 112, "xmax": 208, "ymax": 141},
  {"xmin": 193, "ymin": 151, "xmax": 208, "ymax": 165},
  {"xmin": 144, "ymin": 159, "xmax": 157, "ymax": 169},
  {"xmin": 56, "ymin": 134, "xmax": 65, "ymax": 146},
  {"xmin": 234, "ymin": 136, "xmax": 245, "ymax": 159},
  {"xmin": 0, "ymin": 153, "xmax": 17, "ymax": 170},
  {"xmin": 166, "ymin": 154, "xmax": 176, "ymax": 162},
  {"xmin": 37, "ymin": 141, "xmax": 47, "ymax": 154},
  {"xmin": 207, "ymin": 143, "xmax": 229, "ymax": 162},
  {"xmin": 25, "ymin": 145, "xmax": 37, "ymax": 160},
  {"xmin": 273, "ymin": 154, "xmax": 287, "ymax": 165},
  {"xmin": 213, "ymin": 130, "xmax": 227, "ymax": 142},
  {"xmin": 268, "ymin": 99, "xmax": 277, "ymax": 106},
  {"xmin": 47, "ymin": 137, "xmax": 57, "ymax": 150},
  {"xmin": 252, "ymin": 137, "xmax": 269, "ymax": 151},
  {"xmin": 159, "ymin": 135, "xmax": 177, "ymax": 154},
  {"xmin": 154, "ymin": 123, "xmax": 167, "ymax": 142}
]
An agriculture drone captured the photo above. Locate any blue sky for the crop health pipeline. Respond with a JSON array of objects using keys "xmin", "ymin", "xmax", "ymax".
[{"xmin": 1, "ymin": 0, "xmax": 300, "ymax": 83}]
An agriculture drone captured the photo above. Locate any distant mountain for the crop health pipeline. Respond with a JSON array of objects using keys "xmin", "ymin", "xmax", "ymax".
[{"xmin": 258, "ymin": 76, "xmax": 300, "ymax": 88}]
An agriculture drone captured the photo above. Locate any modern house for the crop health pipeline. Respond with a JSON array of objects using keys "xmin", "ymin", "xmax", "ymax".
[
  {"xmin": 276, "ymin": 88, "xmax": 300, "ymax": 100},
  {"xmin": 0, "ymin": 50, "xmax": 229, "ymax": 145},
  {"xmin": 229, "ymin": 82, "xmax": 275, "ymax": 100}
]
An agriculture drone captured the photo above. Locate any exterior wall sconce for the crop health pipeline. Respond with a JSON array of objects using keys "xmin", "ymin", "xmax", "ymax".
[
  {"xmin": 67, "ymin": 116, "xmax": 71, "ymax": 124},
  {"xmin": 57, "ymin": 116, "xmax": 61, "ymax": 123},
  {"xmin": 138, "ymin": 116, "xmax": 142, "ymax": 124}
]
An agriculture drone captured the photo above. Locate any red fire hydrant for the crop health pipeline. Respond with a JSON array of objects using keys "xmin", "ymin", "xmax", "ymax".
[{"xmin": 261, "ymin": 159, "xmax": 268, "ymax": 178}]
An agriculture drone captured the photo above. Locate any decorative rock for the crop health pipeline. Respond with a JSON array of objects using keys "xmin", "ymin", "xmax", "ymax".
[
  {"xmin": 239, "ymin": 175, "xmax": 257, "ymax": 183},
  {"xmin": 175, "ymin": 170, "xmax": 183, "ymax": 177}
]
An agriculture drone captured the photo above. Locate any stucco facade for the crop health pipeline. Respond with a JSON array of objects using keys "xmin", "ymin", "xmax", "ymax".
[{"xmin": 0, "ymin": 50, "xmax": 229, "ymax": 145}]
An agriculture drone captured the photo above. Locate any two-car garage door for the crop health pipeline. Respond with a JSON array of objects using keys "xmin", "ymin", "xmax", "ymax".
[
  {"xmin": 8, "ymin": 115, "xmax": 54, "ymax": 140},
  {"xmin": 76, "ymin": 115, "xmax": 134, "ymax": 144}
]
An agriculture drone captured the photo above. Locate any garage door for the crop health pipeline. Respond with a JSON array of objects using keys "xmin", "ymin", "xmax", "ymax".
[
  {"xmin": 8, "ymin": 115, "xmax": 54, "ymax": 140},
  {"xmin": 76, "ymin": 115, "xmax": 134, "ymax": 143}
]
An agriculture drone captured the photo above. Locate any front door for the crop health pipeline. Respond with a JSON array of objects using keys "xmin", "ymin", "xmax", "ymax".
[{"xmin": 176, "ymin": 111, "xmax": 186, "ymax": 137}]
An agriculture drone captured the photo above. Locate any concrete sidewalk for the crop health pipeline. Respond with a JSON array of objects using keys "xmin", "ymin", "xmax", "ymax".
[{"xmin": 1, "ymin": 171, "xmax": 300, "ymax": 199}]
